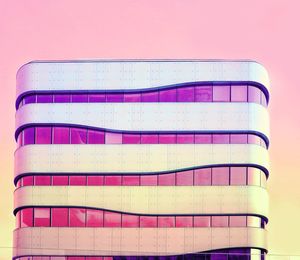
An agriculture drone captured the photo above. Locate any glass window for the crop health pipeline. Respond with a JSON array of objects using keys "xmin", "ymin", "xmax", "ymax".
[
  {"xmin": 261, "ymin": 93, "xmax": 267, "ymax": 106},
  {"xmin": 35, "ymin": 176, "xmax": 51, "ymax": 186},
  {"xmin": 159, "ymin": 89, "xmax": 177, "ymax": 102},
  {"xmin": 231, "ymin": 85, "xmax": 247, "ymax": 102},
  {"xmin": 88, "ymin": 130, "xmax": 105, "ymax": 144},
  {"xmin": 230, "ymin": 167, "xmax": 247, "ymax": 185},
  {"xmin": 37, "ymin": 94, "xmax": 53, "ymax": 103},
  {"xmin": 158, "ymin": 216, "xmax": 175, "ymax": 227},
  {"xmin": 230, "ymin": 134, "xmax": 247, "ymax": 144},
  {"xmin": 247, "ymin": 216, "xmax": 261, "ymax": 228},
  {"xmin": 122, "ymin": 176, "xmax": 140, "ymax": 186},
  {"xmin": 71, "ymin": 94, "xmax": 88, "ymax": 102},
  {"xmin": 104, "ymin": 176, "xmax": 122, "ymax": 185},
  {"xmin": 140, "ymin": 134, "xmax": 159, "ymax": 144},
  {"xmin": 22, "ymin": 176, "xmax": 34, "ymax": 186},
  {"xmin": 53, "ymin": 176, "xmax": 68, "ymax": 186},
  {"xmin": 261, "ymin": 173, "xmax": 267, "ymax": 188},
  {"xmin": 104, "ymin": 211, "xmax": 121, "ymax": 227},
  {"xmin": 213, "ymin": 86, "xmax": 230, "ymax": 102},
  {"xmin": 211, "ymin": 216, "xmax": 228, "ymax": 227},
  {"xmin": 248, "ymin": 134, "xmax": 261, "ymax": 145},
  {"xmin": 158, "ymin": 173, "xmax": 175, "ymax": 186},
  {"xmin": 53, "ymin": 127, "xmax": 69, "ymax": 144},
  {"xmin": 177, "ymin": 134, "xmax": 194, "ymax": 144},
  {"xmin": 71, "ymin": 128, "xmax": 87, "ymax": 144},
  {"xmin": 212, "ymin": 167, "xmax": 229, "ymax": 185},
  {"xmin": 176, "ymin": 216, "xmax": 193, "ymax": 227},
  {"xmin": 176, "ymin": 171, "xmax": 193, "ymax": 186},
  {"xmin": 106, "ymin": 93, "xmax": 124, "ymax": 102},
  {"xmin": 141, "ymin": 92, "xmax": 159, "ymax": 102},
  {"xmin": 248, "ymin": 86, "xmax": 260, "ymax": 103},
  {"xmin": 248, "ymin": 168, "xmax": 261, "ymax": 186},
  {"xmin": 88, "ymin": 94, "xmax": 106, "ymax": 102},
  {"xmin": 34, "ymin": 208, "xmax": 50, "ymax": 227},
  {"xmin": 194, "ymin": 169, "xmax": 211, "ymax": 185},
  {"xmin": 21, "ymin": 208, "xmax": 33, "ymax": 227},
  {"xmin": 194, "ymin": 216, "xmax": 210, "ymax": 227},
  {"xmin": 159, "ymin": 134, "xmax": 176, "ymax": 144},
  {"xmin": 106, "ymin": 132, "xmax": 122, "ymax": 144},
  {"xmin": 194, "ymin": 86, "xmax": 212, "ymax": 102},
  {"xmin": 124, "ymin": 93, "xmax": 141, "ymax": 102},
  {"xmin": 70, "ymin": 208, "xmax": 86, "ymax": 227},
  {"xmin": 177, "ymin": 87, "xmax": 194, "ymax": 102},
  {"xmin": 230, "ymin": 216, "xmax": 246, "ymax": 227},
  {"xmin": 52, "ymin": 208, "xmax": 69, "ymax": 227},
  {"xmin": 87, "ymin": 176, "xmax": 104, "ymax": 186},
  {"xmin": 24, "ymin": 127, "xmax": 35, "ymax": 145},
  {"xmin": 140, "ymin": 175, "xmax": 158, "ymax": 186},
  {"xmin": 122, "ymin": 134, "xmax": 141, "ymax": 144},
  {"xmin": 140, "ymin": 216, "xmax": 157, "ymax": 227},
  {"xmin": 122, "ymin": 214, "xmax": 139, "ymax": 227},
  {"xmin": 24, "ymin": 95, "xmax": 36, "ymax": 104},
  {"xmin": 36, "ymin": 127, "xmax": 52, "ymax": 144},
  {"xmin": 194, "ymin": 134, "xmax": 212, "ymax": 144},
  {"xmin": 69, "ymin": 176, "xmax": 86, "ymax": 186},
  {"xmin": 86, "ymin": 209, "xmax": 103, "ymax": 227},
  {"xmin": 17, "ymin": 132, "xmax": 23, "ymax": 147},
  {"xmin": 16, "ymin": 211, "xmax": 21, "ymax": 228},
  {"xmin": 212, "ymin": 134, "xmax": 230, "ymax": 144},
  {"xmin": 54, "ymin": 94, "xmax": 70, "ymax": 103}
]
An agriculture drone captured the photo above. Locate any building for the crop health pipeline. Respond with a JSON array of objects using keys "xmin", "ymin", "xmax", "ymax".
[{"xmin": 13, "ymin": 60, "xmax": 270, "ymax": 260}]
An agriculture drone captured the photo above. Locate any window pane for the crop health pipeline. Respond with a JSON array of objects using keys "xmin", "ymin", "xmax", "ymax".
[
  {"xmin": 34, "ymin": 208, "xmax": 50, "ymax": 227},
  {"xmin": 17, "ymin": 132, "xmax": 23, "ymax": 147},
  {"xmin": 212, "ymin": 134, "xmax": 230, "ymax": 144},
  {"xmin": 248, "ymin": 168, "xmax": 261, "ymax": 186},
  {"xmin": 24, "ymin": 95, "xmax": 36, "ymax": 104},
  {"xmin": 53, "ymin": 127, "xmax": 69, "ymax": 144},
  {"xmin": 194, "ymin": 216, "xmax": 210, "ymax": 227},
  {"xmin": 231, "ymin": 85, "xmax": 247, "ymax": 102},
  {"xmin": 24, "ymin": 128, "xmax": 35, "ymax": 145},
  {"xmin": 261, "ymin": 173, "xmax": 267, "ymax": 188},
  {"xmin": 37, "ymin": 94, "xmax": 53, "ymax": 103},
  {"xmin": 122, "ymin": 214, "xmax": 139, "ymax": 227},
  {"xmin": 22, "ymin": 176, "xmax": 34, "ymax": 186},
  {"xmin": 140, "ymin": 134, "xmax": 159, "ymax": 144},
  {"xmin": 248, "ymin": 134, "xmax": 261, "ymax": 145},
  {"xmin": 159, "ymin": 89, "xmax": 177, "ymax": 102},
  {"xmin": 230, "ymin": 216, "xmax": 246, "ymax": 227},
  {"xmin": 16, "ymin": 211, "xmax": 21, "ymax": 228},
  {"xmin": 140, "ymin": 175, "xmax": 158, "ymax": 186},
  {"xmin": 88, "ymin": 94, "xmax": 106, "ymax": 102},
  {"xmin": 36, "ymin": 127, "xmax": 52, "ymax": 144},
  {"xmin": 87, "ymin": 176, "xmax": 104, "ymax": 186},
  {"xmin": 194, "ymin": 134, "xmax": 212, "ymax": 144},
  {"xmin": 88, "ymin": 130, "xmax": 105, "ymax": 144},
  {"xmin": 248, "ymin": 86, "xmax": 260, "ymax": 103},
  {"xmin": 247, "ymin": 216, "xmax": 261, "ymax": 227},
  {"xmin": 212, "ymin": 168, "xmax": 229, "ymax": 185},
  {"xmin": 106, "ymin": 132, "xmax": 122, "ymax": 144},
  {"xmin": 261, "ymin": 93, "xmax": 267, "ymax": 106},
  {"xmin": 140, "ymin": 216, "xmax": 157, "ymax": 227},
  {"xmin": 54, "ymin": 94, "xmax": 70, "ymax": 103},
  {"xmin": 230, "ymin": 134, "xmax": 247, "ymax": 144},
  {"xmin": 104, "ymin": 176, "xmax": 122, "ymax": 185},
  {"xmin": 141, "ymin": 92, "xmax": 159, "ymax": 102},
  {"xmin": 176, "ymin": 216, "xmax": 193, "ymax": 227},
  {"xmin": 177, "ymin": 134, "xmax": 194, "ymax": 144},
  {"xmin": 176, "ymin": 171, "xmax": 193, "ymax": 185},
  {"xmin": 86, "ymin": 209, "xmax": 103, "ymax": 227},
  {"xmin": 230, "ymin": 167, "xmax": 247, "ymax": 185},
  {"xmin": 35, "ymin": 176, "xmax": 51, "ymax": 186},
  {"xmin": 124, "ymin": 93, "xmax": 141, "ymax": 102},
  {"xmin": 158, "ymin": 173, "xmax": 175, "ymax": 186},
  {"xmin": 72, "ymin": 94, "xmax": 88, "ymax": 102},
  {"xmin": 104, "ymin": 211, "xmax": 121, "ymax": 227},
  {"xmin": 213, "ymin": 86, "xmax": 230, "ymax": 102},
  {"xmin": 53, "ymin": 176, "xmax": 68, "ymax": 185},
  {"xmin": 52, "ymin": 208, "xmax": 69, "ymax": 227},
  {"xmin": 177, "ymin": 87, "xmax": 194, "ymax": 102},
  {"xmin": 159, "ymin": 134, "xmax": 176, "ymax": 144},
  {"xmin": 194, "ymin": 86, "xmax": 212, "ymax": 102},
  {"xmin": 122, "ymin": 176, "xmax": 140, "ymax": 186},
  {"xmin": 211, "ymin": 216, "xmax": 228, "ymax": 227},
  {"xmin": 158, "ymin": 216, "xmax": 175, "ymax": 227},
  {"xmin": 21, "ymin": 208, "xmax": 33, "ymax": 227},
  {"xmin": 194, "ymin": 169, "xmax": 211, "ymax": 185},
  {"xmin": 122, "ymin": 134, "xmax": 141, "ymax": 144},
  {"xmin": 71, "ymin": 128, "xmax": 87, "ymax": 144},
  {"xmin": 106, "ymin": 93, "xmax": 124, "ymax": 102},
  {"xmin": 70, "ymin": 208, "xmax": 86, "ymax": 227},
  {"xmin": 69, "ymin": 176, "xmax": 86, "ymax": 186}
]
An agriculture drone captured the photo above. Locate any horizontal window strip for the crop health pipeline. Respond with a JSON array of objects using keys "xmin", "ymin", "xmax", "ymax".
[
  {"xmin": 16, "ymin": 207, "xmax": 265, "ymax": 229},
  {"xmin": 17, "ymin": 84, "xmax": 267, "ymax": 109},
  {"xmin": 16, "ymin": 167, "xmax": 267, "ymax": 188},
  {"xmin": 17, "ymin": 126, "xmax": 267, "ymax": 148}
]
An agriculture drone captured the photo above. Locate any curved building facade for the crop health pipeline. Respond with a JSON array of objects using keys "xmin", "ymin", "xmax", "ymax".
[{"xmin": 13, "ymin": 60, "xmax": 270, "ymax": 259}]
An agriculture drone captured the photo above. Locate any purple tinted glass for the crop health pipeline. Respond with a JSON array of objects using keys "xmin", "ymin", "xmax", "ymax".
[
  {"xmin": 37, "ymin": 94, "xmax": 53, "ymax": 103},
  {"xmin": 24, "ymin": 95, "xmax": 36, "ymax": 104},
  {"xmin": 177, "ymin": 134, "xmax": 194, "ymax": 144},
  {"xmin": 35, "ymin": 127, "xmax": 51, "ymax": 144},
  {"xmin": 23, "ymin": 128, "xmax": 35, "ymax": 145},
  {"xmin": 230, "ymin": 134, "xmax": 247, "ymax": 144},
  {"xmin": 231, "ymin": 85, "xmax": 247, "ymax": 102},
  {"xmin": 194, "ymin": 86, "xmax": 213, "ymax": 102},
  {"xmin": 53, "ymin": 127, "xmax": 69, "ymax": 144},
  {"xmin": 106, "ymin": 132, "xmax": 122, "ymax": 144},
  {"xmin": 122, "ymin": 134, "xmax": 141, "ymax": 144},
  {"xmin": 159, "ymin": 134, "xmax": 176, "ymax": 144},
  {"xmin": 261, "ymin": 93, "xmax": 267, "ymax": 106},
  {"xmin": 88, "ymin": 94, "xmax": 106, "ymax": 102},
  {"xmin": 106, "ymin": 93, "xmax": 124, "ymax": 102},
  {"xmin": 213, "ymin": 85, "xmax": 230, "ymax": 102},
  {"xmin": 88, "ymin": 130, "xmax": 104, "ymax": 144},
  {"xmin": 230, "ymin": 167, "xmax": 247, "ymax": 185},
  {"xmin": 53, "ymin": 94, "xmax": 71, "ymax": 103},
  {"xmin": 194, "ymin": 168, "xmax": 211, "ymax": 185},
  {"xmin": 140, "ymin": 134, "xmax": 159, "ymax": 144},
  {"xmin": 124, "ymin": 93, "xmax": 141, "ymax": 102},
  {"xmin": 194, "ymin": 134, "xmax": 212, "ymax": 144},
  {"xmin": 17, "ymin": 133, "xmax": 22, "ymax": 148},
  {"xmin": 71, "ymin": 128, "xmax": 87, "ymax": 144},
  {"xmin": 72, "ymin": 94, "xmax": 88, "ymax": 102},
  {"xmin": 248, "ymin": 134, "xmax": 261, "ymax": 145},
  {"xmin": 177, "ymin": 87, "xmax": 194, "ymax": 102},
  {"xmin": 176, "ymin": 171, "xmax": 193, "ymax": 185},
  {"xmin": 158, "ymin": 173, "xmax": 175, "ymax": 186},
  {"xmin": 141, "ymin": 92, "xmax": 159, "ymax": 102},
  {"xmin": 248, "ymin": 86, "xmax": 261, "ymax": 103},
  {"xmin": 159, "ymin": 89, "xmax": 177, "ymax": 102},
  {"xmin": 212, "ymin": 167, "xmax": 230, "ymax": 185},
  {"xmin": 212, "ymin": 134, "xmax": 230, "ymax": 144}
]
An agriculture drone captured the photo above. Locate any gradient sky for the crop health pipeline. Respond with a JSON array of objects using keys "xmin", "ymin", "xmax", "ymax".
[{"xmin": 0, "ymin": 0, "xmax": 299, "ymax": 259}]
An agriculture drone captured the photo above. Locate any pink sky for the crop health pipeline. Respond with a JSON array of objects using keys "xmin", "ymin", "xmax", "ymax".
[{"xmin": 0, "ymin": 0, "xmax": 299, "ymax": 258}]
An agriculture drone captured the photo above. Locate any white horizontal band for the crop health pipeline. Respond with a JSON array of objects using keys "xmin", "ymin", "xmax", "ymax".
[{"xmin": 13, "ymin": 227, "xmax": 267, "ymax": 257}]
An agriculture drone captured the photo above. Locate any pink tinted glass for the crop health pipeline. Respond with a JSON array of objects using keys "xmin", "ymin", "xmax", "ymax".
[
  {"xmin": 122, "ymin": 134, "xmax": 140, "ymax": 144},
  {"xmin": 106, "ymin": 93, "xmax": 124, "ymax": 102},
  {"xmin": 212, "ymin": 134, "xmax": 230, "ymax": 144},
  {"xmin": 54, "ymin": 94, "xmax": 70, "ymax": 102},
  {"xmin": 52, "ymin": 176, "xmax": 68, "ymax": 185},
  {"xmin": 231, "ymin": 85, "xmax": 247, "ymax": 102},
  {"xmin": 87, "ymin": 176, "xmax": 104, "ymax": 186},
  {"xmin": 106, "ymin": 132, "xmax": 122, "ymax": 144},
  {"xmin": 104, "ymin": 176, "xmax": 122, "ymax": 185},
  {"xmin": 177, "ymin": 134, "xmax": 194, "ymax": 144},
  {"xmin": 248, "ymin": 134, "xmax": 261, "ymax": 145},
  {"xmin": 124, "ymin": 93, "xmax": 141, "ymax": 102},
  {"xmin": 230, "ymin": 167, "xmax": 247, "ymax": 185},
  {"xmin": 35, "ymin": 176, "xmax": 51, "ymax": 185},
  {"xmin": 22, "ymin": 176, "xmax": 34, "ymax": 186},
  {"xmin": 21, "ymin": 208, "xmax": 33, "ymax": 227},
  {"xmin": 122, "ymin": 214, "xmax": 140, "ymax": 227},
  {"xmin": 177, "ymin": 87, "xmax": 194, "ymax": 102},
  {"xmin": 71, "ymin": 128, "xmax": 87, "ymax": 144},
  {"xmin": 88, "ymin": 130, "xmax": 104, "ymax": 144},
  {"xmin": 140, "ymin": 216, "xmax": 157, "ymax": 227},
  {"xmin": 37, "ymin": 94, "xmax": 53, "ymax": 103},
  {"xmin": 24, "ymin": 127, "xmax": 35, "ymax": 145},
  {"xmin": 195, "ymin": 134, "xmax": 212, "ymax": 144},
  {"xmin": 212, "ymin": 167, "xmax": 229, "ymax": 185},
  {"xmin": 34, "ymin": 208, "xmax": 50, "ymax": 227},
  {"xmin": 194, "ymin": 216, "xmax": 210, "ymax": 227},
  {"xmin": 70, "ymin": 208, "xmax": 86, "ymax": 227},
  {"xmin": 176, "ymin": 216, "xmax": 193, "ymax": 227},
  {"xmin": 88, "ymin": 94, "xmax": 106, "ymax": 102},
  {"xmin": 158, "ymin": 173, "xmax": 175, "ymax": 186},
  {"xmin": 248, "ymin": 168, "xmax": 261, "ymax": 186},
  {"xmin": 52, "ymin": 208, "xmax": 68, "ymax": 227},
  {"xmin": 159, "ymin": 134, "xmax": 176, "ymax": 144},
  {"xmin": 71, "ymin": 94, "xmax": 88, "ymax": 102},
  {"xmin": 230, "ymin": 216, "xmax": 246, "ymax": 227},
  {"xmin": 122, "ymin": 176, "xmax": 140, "ymax": 186},
  {"xmin": 140, "ymin": 134, "xmax": 159, "ymax": 144},
  {"xmin": 35, "ymin": 127, "xmax": 51, "ymax": 144},
  {"xmin": 248, "ymin": 86, "xmax": 261, "ymax": 103},
  {"xmin": 194, "ymin": 169, "xmax": 211, "ymax": 185},
  {"xmin": 213, "ymin": 86, "xmax": 230, "ymax": 102},
  {"xmin": 230, "ymin": 134, "xmax": 247, "ymax": 144},
  {"xmin": 86, "ymin": 209, "xmax": 103, "ymax": 227},
  {"xmin": 211, "ymin": 216, "xmax": 229, "ymax": 227},
  {"xmin": 176, "ymin": 171, "xmax": 193, "ymax": 185},
  {"xmin": 53, "ymin": 127, "xmax": 69, "ymax": 144},
  {"xmin": 104, "ymin": 212, "xmax": 121, "ymax": 227},
  {"xmin": 140, "ymin": 175, "xmax": 158, "ymax": 186},
  {"xmin": 158, "ymin": 216, "xmax": 175, "ymax": 227},
  {"xmin": 159, "ymin": 89, "xmax": 177, "ymax": 102},
  {"xmin": 194, "ymin": 86, "xmax": 213, "ymax": 102},
  {"xmin": 141, "ymin": 92, "xmax": 159, "ymax": 102},
  {"xmin": 69, "ymin": 176, "xmax": 86, "ymax": 185}
]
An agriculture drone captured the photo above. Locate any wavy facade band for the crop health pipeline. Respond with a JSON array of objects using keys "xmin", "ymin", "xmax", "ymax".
[{"xmin": 14, "ymin": 60, "xmax": 270, "ymax": 260}]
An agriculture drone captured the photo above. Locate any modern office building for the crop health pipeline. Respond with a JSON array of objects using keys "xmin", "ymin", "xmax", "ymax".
[{"xmin": 13, "ymin": 60, "xmax": 270, "ymax": 260}]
